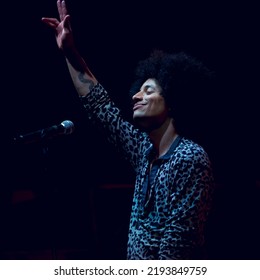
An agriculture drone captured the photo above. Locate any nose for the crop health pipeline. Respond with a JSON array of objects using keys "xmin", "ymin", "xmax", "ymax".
[{"xmin": 132, "ymin": 90, "xmax": 143, "ymax": 102}]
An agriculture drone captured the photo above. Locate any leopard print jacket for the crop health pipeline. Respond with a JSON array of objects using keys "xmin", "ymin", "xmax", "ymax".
[{"xmin": 81, "ymin": 83, "xmax": 214, "ymax": 259}]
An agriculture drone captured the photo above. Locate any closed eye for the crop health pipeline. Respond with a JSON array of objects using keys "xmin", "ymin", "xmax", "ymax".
[{"xmin": 143, "ymin": 85, "xmax": 156, "ymax": 94}]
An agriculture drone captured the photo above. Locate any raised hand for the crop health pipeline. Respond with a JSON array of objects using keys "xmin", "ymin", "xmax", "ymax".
[{"xmin": 42, "ymin": 0, "xmax": 75, "ymax": 52}]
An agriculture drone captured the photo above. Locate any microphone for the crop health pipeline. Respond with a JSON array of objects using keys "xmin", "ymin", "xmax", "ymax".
[{"xmin": 13, "ymin": 120, "xmax": 75, "ymax": 144}]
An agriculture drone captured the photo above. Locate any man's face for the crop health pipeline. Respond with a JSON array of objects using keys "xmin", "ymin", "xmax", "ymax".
[{"xmin": 132, "ymin": 78, "xmax": 170, "ymax": 129}]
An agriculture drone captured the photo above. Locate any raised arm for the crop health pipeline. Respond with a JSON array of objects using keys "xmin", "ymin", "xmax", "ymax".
[{"xmin": 42, "ymin": 0, "xmax": 97, "ymax": 97}]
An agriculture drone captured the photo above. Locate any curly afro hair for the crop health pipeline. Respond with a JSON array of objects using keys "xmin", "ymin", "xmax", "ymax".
[{"xmin": 129, "ymin": 49, "xmax": 216, "ymax": 137}]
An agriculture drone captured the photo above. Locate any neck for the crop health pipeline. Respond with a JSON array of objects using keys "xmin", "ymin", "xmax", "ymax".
[{"xmin": 148, "ymin": 117, "xmax": 178, "ymax": 158}]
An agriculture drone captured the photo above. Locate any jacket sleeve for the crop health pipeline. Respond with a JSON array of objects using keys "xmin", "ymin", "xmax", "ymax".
[{"xmin": 80, "ymin": 83, "xmax": 149, "ymax": 172}]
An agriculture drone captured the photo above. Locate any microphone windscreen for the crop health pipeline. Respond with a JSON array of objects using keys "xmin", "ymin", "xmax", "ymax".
[{"xmin": 61, "ymin": 120, "xmax": 75, "ymax": 135}]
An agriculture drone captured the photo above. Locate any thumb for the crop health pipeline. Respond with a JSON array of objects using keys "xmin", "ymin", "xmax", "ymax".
[{"xmin": 41, "ymin": 17, "xmax": 60, "ymax": 29}]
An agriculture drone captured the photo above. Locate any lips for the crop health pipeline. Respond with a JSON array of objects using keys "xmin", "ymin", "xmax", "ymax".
[{"xmin": 133, "ymin": 103, "xmax": 146, "ymax": 111}]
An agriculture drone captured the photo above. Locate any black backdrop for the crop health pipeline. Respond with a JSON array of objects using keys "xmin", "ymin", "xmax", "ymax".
[{"xmin": 1, "ymin": 0, "xmax": 258, "ymax": 259}]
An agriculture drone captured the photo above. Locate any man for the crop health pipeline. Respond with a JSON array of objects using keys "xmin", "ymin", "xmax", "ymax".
[{"xmin": 42, "ymin": 0, "xmax": 214, "ymax": 259}]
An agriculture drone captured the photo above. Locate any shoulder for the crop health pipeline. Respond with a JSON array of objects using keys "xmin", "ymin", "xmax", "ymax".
[{"xmin": 175, "ymin": 137, "xmax": 211, "ymax": 167}]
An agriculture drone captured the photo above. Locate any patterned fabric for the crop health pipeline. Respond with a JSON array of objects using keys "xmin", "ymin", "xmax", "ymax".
[{"xmin": 80, "ymin": 83, "xmax": 214, "ymax": 259}]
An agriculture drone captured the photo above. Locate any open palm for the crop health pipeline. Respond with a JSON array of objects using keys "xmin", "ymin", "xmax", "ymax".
[{"xmin": 42, "ymin": 0, "xmax": 74, "ymax": 52}]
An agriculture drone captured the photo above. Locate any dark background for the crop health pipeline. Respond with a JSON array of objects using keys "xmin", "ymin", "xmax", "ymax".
[{"xmin": 1, "ymin": 0, "xmax": 259, "ymax": 259}]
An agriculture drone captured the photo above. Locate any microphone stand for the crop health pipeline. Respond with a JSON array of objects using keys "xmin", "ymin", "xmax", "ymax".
[
  {"xmin": 37, "ymin": 139, "xmax": 59, "ymax": 260},
  {"xmin": 13, "ymin": 121, "xmax": 74, "ymax": 259},
  {"xmin": 43, "ymin": 142, "xmax": 57, "ymax": 259}
]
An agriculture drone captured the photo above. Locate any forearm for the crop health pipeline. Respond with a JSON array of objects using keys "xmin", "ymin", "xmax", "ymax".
[{"xmin": 64, "ymin": 48, "xmax": 98, "ymax": 97}]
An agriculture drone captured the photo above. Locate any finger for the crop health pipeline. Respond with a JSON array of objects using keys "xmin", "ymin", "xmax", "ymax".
[
  {"xmin": 63, "ymin": 15, "xmax": 71, "ymax": 31},
  {"xmin": 57, "ymin": 0, "xmax": 68, "ymax": 21},
  {"xmin": 41, "ymin": 17, "xmax": 60, "ymax": 28},
  {"xmin": 61, "ymin": 0, "xmax": 68, "ymax": 17},
  {"xmin": 57, "ymin": 0, "xmax": 63, "ymax": 21}
]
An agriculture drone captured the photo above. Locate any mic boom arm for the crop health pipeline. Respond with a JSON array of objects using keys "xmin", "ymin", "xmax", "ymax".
[{"xmin": 14, "ymin": 120, "xmax": 75, "ymax": 144}]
